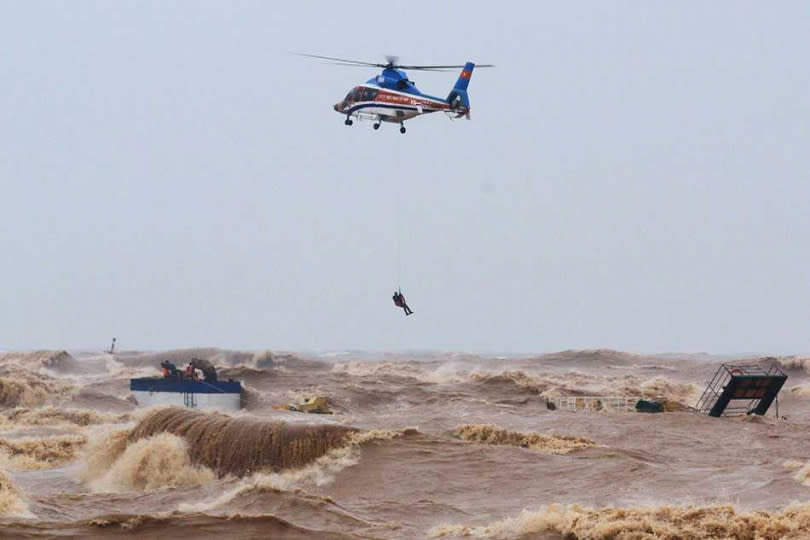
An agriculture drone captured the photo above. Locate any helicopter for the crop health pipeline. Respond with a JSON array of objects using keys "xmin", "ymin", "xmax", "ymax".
[{"xmin": 298, "ymin": 54, "xmax": 493, "ymax": 133}]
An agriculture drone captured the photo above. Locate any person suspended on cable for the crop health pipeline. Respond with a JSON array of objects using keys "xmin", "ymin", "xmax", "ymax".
[{"xmin": 392, "ymin": 289, "xmax": 413, "ymax": 316}]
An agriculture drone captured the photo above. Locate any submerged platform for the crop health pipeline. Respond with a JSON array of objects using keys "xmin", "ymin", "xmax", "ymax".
[
  {"xmin": 547, "ymin": 396, "xmax": 637, "ymax": 412},
  {"xmin": 130, "ymin": 378, "xmax": 242, "ymax": 411}
]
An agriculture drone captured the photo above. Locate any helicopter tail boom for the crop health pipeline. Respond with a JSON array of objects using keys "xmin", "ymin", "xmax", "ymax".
[
  {"xmin": 446, "ymin": 62, "xmax": 475, "ymax": 118},
  {"xmin": 451, "ymin": 62, "xmax": 475, "ymax": 92}
]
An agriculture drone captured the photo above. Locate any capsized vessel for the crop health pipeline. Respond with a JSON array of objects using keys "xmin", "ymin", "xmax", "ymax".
[{"xmin": 129, "ymin": 358, "xmax": 242, "ymax": 411}]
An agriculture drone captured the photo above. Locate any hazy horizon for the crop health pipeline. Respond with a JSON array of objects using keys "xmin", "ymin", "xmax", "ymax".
[{"xmin": 0, "ymin": 344, "xmax": 801, "ymax": 361}]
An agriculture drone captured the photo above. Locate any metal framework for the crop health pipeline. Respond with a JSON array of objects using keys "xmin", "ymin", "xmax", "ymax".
[{"xmin": 694, "ymin": 363, "xmax": 787, "ymax": 417}]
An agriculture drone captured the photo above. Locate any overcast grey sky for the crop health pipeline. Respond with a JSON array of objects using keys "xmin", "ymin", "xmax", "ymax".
[{"xmin": 1, "ymin": 2, "xmax": 808, "ymax": 353}]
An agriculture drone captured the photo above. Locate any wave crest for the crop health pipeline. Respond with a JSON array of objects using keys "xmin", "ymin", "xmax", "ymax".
[
  {"xmin": 180, "ymin": 427, "xmax": 410, "ymax": 513},
  {"xmin": 431, "ymin": 502, "xmax": 810, "ymax": 539},
  {"xmin": 468, "ymin": 370, "xmax": 699, "ymax": 409},
  {"xmin": 0, "ymin": 434, "xmax": 86, "ymax": 470},
  {"xmin": 455, "ymin": 424, "xmax": 595, "ymax": 454},
  {"xmin": 0, "ymin": 350, "xmax": 80, "ymax": 373},
  {"xmin": 128, "ymin": 407, "xmax": 356, "ymax": 477}
]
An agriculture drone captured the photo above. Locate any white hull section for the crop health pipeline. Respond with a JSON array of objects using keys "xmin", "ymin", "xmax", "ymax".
[{"xmin": 132, "ymin": 390, "xmax": 241, "ymax": 411}]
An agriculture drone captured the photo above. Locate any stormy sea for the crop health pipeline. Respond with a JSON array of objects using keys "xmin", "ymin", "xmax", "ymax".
[{"xmin": 1, "ymin": 348, "xmax": 809, "ymax": 539}]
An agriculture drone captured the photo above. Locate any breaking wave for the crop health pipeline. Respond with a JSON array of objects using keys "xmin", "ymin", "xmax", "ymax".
[
  {"xmin": 248, "ymin": 350, "xmax": 278, "ymax": 368},
  {"xmin": 333, "ymin": 361, "xmax": 427, "ymax": 379},
  {"xmin": 615, "ymin": 376, "xmax": 701, "ymax": 411},
  {"xmin": 0, "ymin": 434, "xmax": 86, "ymax": 471},
  {"xmin": 81, "ymin": 432, "xmax": 215, "ymax": 492},
  {"xmin": 331, "ymin": 361, "xmax": 468, "ymax": 385},
  {"xmin": 776, "ymin": 356, "xmax": 810, "ymax": 374},
  {"xmin": 111, "ymin": 348, "xmax": 297, "ymax": 371},
  {"xmin": 468, "ymin": 370, "xmax": 554, "ymax": 394},
  {"xmin": 455, "ymin": 424, "xmax": 595, "ymax": 454},
  {"xmin": 0, "ymin": 350, "xmax": 80, "ymax": 373},
  {"xmin": 431, "ymin": 502, "xmax": 810, "ymax": 539},
  {"xmin": 0, "ymin": 346, "xmax": 805, "ymax": 536},
  {"xmin": 0, "ymin": 373, "xmax": 76, "ymax": 407},
  {"xmin": 789, "ymin": 460, "xmax": 810, "ymax": 486},
  {"xmin": 468, "ymin": 370, "xmax": 699, "ymax": 408},
  {"xmin": 533, "ymin": 348, "xmax": 643, "ymax": 367},
  {"xmin": 0, "ymin": 406, "xmax": 126, "ymax": 428},
  {"xmin": 180, "ymin": 428, "xmax": 411, "ymax": 513},
  {"xmin": 110, "ymin": 348, "xmax": 233, "ymax": 368},
  {"xmin": 0, "ymin": 470, "xmax": 31, "ymax": 518},
  {"xmin": 127, "ymin": 407, "xmax": 356, "ymax": 477},
  {"xmin": 35, "ymin": 513, "xmax": 343, "ymax": 537},
  {"xmin": 80, "ymin": 429, "xmax": 130, "ymax": 478}
]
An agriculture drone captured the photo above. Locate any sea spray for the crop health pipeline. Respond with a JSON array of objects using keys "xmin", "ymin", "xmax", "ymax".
[
  {"xmin": 82, "ymin": 432, "xmax": 215, "ymax": 492},
  {"xmin": 79, "ymin": 429, "xmax": 130, "ymax": 482}
]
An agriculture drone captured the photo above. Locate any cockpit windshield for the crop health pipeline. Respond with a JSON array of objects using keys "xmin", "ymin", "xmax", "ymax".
[{"xmin": 345, "ymin": 87, "xmax": 378, "ymax": 102}]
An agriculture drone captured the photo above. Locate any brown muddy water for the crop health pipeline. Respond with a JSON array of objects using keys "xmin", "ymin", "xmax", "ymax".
[{"xmin": 1, "ymin": 348, "xmax": 810, "ymax": 539}]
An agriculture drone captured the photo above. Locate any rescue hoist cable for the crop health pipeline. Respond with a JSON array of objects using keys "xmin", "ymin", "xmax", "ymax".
[{"xmin": 396, "ymin": 175, "xmax": 402, "ymax": 289}]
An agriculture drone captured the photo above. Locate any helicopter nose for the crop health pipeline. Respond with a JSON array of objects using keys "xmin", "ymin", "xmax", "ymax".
[{"xmin": 333, "ymin": 102, "xmax": 341, "ymax": 112}]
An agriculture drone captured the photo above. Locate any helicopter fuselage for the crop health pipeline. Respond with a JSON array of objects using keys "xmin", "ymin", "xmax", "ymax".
[
  {"xmin": 334, "ymin": 83, "xmax": 452, "ymax": 123},
  {"xmin": 333, "ymin": 67, "xmax": 467, "ymax": 128}
]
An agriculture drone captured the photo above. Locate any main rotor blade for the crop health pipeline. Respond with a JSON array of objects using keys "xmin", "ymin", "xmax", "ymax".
[
  {"xmin": 293, "ymin": 53, "xmax": 383, "ymax": 68},
  {"xmin": 294, "ymin": 53, "xmax": 496, "ymax": 71},
  {"xmin": 400, "ymin": 67, "xmax": 460, "ymax": 72},
  {"xmin": 397, "ymin": 64, "xmax": 495, "ymax": 70},
  {"xmin": 326, "ymin": 62, "xmax": 386, "ymax": 68}
]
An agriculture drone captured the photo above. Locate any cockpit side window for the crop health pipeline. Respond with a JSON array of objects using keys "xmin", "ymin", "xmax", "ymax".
[{"xmin": 360, "ymin": 88, "xmax": 378, "ymax": 101}]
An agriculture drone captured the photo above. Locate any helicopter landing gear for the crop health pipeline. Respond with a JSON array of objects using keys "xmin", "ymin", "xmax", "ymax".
[
  {"xmin": 373, "ymin": 122, "xmax": 380, "ymax": 130},
  {"xmin": 399, "ymin": 123, "xmax": 406, "ymax": 134},
  {"xmin": 344, "ymin": 116, "xmax": 353, "ymax": 126}
]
